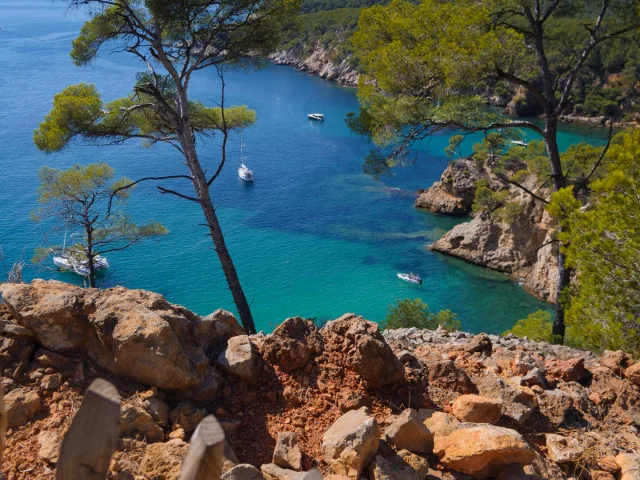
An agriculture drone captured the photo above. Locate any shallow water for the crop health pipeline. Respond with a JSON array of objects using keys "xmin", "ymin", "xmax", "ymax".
[{"xmin": 0, "ymin": 1, "xmax": 611, "ymax": 333}]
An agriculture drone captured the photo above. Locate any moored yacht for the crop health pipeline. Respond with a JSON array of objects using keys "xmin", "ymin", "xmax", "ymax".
[
  {"xmin": 397, "ymin": 272, "xmax": 422, "ymax": 284},
  {"xmin": 308, "ymin": 113, "xmax": 324, "ymax": 121},
  {"xmin": 237, "ymin": 132, "xmax": 254, "ymax": 182}
]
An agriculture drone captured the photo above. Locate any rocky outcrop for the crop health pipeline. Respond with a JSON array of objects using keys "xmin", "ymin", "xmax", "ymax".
[
  {"xmin": 430, "ymin": 174, "xmax": 558, "ymax": 301},
  {"xmin": 415, "ymin": 158, "xmax": 486, "ymax": 214},
  {"xmin": 0, "ymin": 280, "xmax": 212, "ymax": 390},
  {"xmin": 261, "ymin": 317, "xmax": 323, "ymax": 373},
  {"xmin": 218, "ymin": 335, "xmax": 263, "ymax": 383},
  {"xmin": 270, "ymin": 46, "xmax": 359, "ymax": 87},
  {"xmin": 451, "ymin": 394, "xmax": 502, "ymax": 425}
]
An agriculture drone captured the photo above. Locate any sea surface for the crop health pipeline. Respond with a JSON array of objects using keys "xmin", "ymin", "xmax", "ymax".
[{"xmin": 0, "ymin": 1, "xmax": 611, "ymax": 333}]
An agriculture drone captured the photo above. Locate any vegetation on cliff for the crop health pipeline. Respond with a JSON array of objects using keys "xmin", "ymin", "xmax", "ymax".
[{"xmin": 347, "ymin": 0, "xmax": 640, "ymax": 344}]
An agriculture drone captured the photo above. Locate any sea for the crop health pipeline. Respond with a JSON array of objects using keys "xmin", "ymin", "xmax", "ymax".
[{"xmin": 0, "ymin": 0, "xmax": 610, "ymax": 333}]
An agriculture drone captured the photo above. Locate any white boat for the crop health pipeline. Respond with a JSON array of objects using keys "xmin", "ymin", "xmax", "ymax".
[
  {"xmin": 397, "ymin": 272, "xmax": 422, "ymax": 284},
  {"xmin": 308, "ymin": 113, "xmax": 324, "ymax": 121},
  {"xmin": 53, "ymin": 253, "xmax": 109, "ymax": 277},
  {"xmin": 237, "ymin": 133, "xmax": 254, "ymax": 182},
  {"xmin": 511, "ymin": 140, "xmax": 528, "ymax": 147}
]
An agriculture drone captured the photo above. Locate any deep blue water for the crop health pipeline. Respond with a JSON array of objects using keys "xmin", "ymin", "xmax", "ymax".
[{"xmin": 0, "ymin": 1, "xmax": 610, "ymax": 333}]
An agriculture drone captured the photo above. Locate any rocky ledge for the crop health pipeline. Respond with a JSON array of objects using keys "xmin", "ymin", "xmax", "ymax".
[
  {"xmin": 1, "ymin": 280, "xmax": 640, "ymax": 479},
  {"xmin": 417, "ymin": 158, "xmax": 557, "ymax": 301},
  {"xmin": 270, "ymin": 46, "xmax": 360, "ymax": 87}
]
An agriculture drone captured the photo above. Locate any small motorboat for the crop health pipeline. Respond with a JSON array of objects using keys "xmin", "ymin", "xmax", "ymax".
[
  {"xmin": 308, "ymin": 113, "xmax": 324, "ymax": 121},
  {"xmin": 397, "ymin": 272, "xmax": 422, "ymax": 284},
  {"xmin": 511, "ymin": 140, "xmax": 528, "ymax": 147},
  {"xmin": 53, "ymin": 253, "xmax": 109, "ymax": 277}
]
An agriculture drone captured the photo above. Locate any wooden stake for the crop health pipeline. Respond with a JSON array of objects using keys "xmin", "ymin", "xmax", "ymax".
[
  {"xmin": 179, "ymin": 415, "xmax": 225, "ymax": 480},
  {"xmin": 56, "ymin": 378, "xmax": 121, "ymax": 480}
]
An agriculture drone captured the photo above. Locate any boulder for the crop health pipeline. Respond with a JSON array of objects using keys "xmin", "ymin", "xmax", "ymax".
[
  {"xmin": 385, "ymin": 409, "xmax": 433, "ymax": 453},
  {"xmin": 169, "ymin": 402, "xmax": 206, "ymax": 433},
  {"xmin": 218, "ymin": 335, "xmax": 262, "ymax": 382},
  {"xmin": 544, "ymin": 358, "xmax": 590, "ymax": 386},
  {"xmin": 0, "ymin": 317, "xmax": 35, "ymax": 372},
  {"xmin": 40, "ymin": 373, "xmax": 61, "ymax": 391},
  {"xmin": 434, "ymin": 425, "xmax": 535, "ymax": 479},
  {"xmin": 261, "ymin": 464, "xmax": 322, "ymax": 480},
  {"xmin": 322, "ymin": 315, "xmax": 403, "ymax": 388},
  {"xmin": 37, "ymin": 430, "xmax": 61, "ymax": 463},
  {"xmin": 322, "ymin": 407, "xmax": 380, "ymax": 479},
  {"xmin": 140, "ymin": 439, "xmax": 188, "ymax": 480},
  {"xmin": 426, "ymin": 360, "xmax": 476, "ymax": 394},
  {"xmin": 419, "ymin": 409, "xmax": 461, "ymax": 441},
  {"xmin": 601, "ymin": 350, "xmax": 632, "ymax": 375},
  {"xmin": 120, "ymin": 404, "xmax": 165, "ymax": 443},
  {"xmin": 1, "ymin": 280, "xmax": 210, "ymax": 390},
  {"xmin": 522, "ymin": 368, "xmax": 547, "ymax": 389},
  {"xmin": 34, "ymin": 348, "xmax": 71, "ymax": 369},
  {"xmin": 262, "ymin": 317, "xmax": 323, "ymax": 373},
  {"xmin": 199, "ymin": 308, "xmax": 245, "ymax": 345},
  {"xmin": 369, "ymin": 450, "xmax": 430, "ymax": 480},
  {"xmin": 223, "ymin": 464, "xmax": 265, "ymax": 480},
  {"xmin": 273, "ymin": 431, "xmax": 303, "ymax": 471},
  {"xmin": 145, "ymin": 397, "xmax": 170, "ymax": 427},
  {"xmin": 452, "ymin": 395, "xmax": 502, "ymax": 425},
  {"xmin": 545, "ymin": 434, "xmax": 583, "ymax": 464},
  {"xmin": 5, "ymin": 387, "xmax": 41, "ymax": 428},
  {"xmin": 476, "ymin": 372, "xmax": 537, "ymax": 424},
  {"xmin": 535, "ymin": 389, "xmax": 575, "ymax": 429},
  {"xmin": 616, "ymin": 453, "xmax": 640, "ymax": 480},
  {"xmin": 465, "ymin": 334, "xmax": 492, "ymax": 356},
  {"xmin": 624, "ymin": 362, "xmax": 640, "ymax": 386}
]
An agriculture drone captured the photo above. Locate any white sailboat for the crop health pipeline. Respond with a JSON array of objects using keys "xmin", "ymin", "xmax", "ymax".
[
  {"xmin": 53, "ymin": 227, "xmax": 109, "ymax": 277},
  {"xmin": 237, "ymin": 132, "xmax": 254, "ymax": 182}
]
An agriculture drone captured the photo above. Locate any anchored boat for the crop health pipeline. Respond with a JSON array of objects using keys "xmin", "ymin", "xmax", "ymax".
[
  {"xmin": 237, "ymin": 132, "xmax": 254, "ymax": 182},
  {"xmin": 397, "ymin": 272, "xmax": 422, "ymax": 284},
  {"xmin": 308, "ymin": 113, "xmax": 324, "ymax": 121}
]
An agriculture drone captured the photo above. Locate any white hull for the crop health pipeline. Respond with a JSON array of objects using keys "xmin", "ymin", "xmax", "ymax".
[
  {"xmin": 308, "ymin": 113, "xmax": 324, "ymax": 121},
  {"xmin": 397, "ymin": 273, "xmax": 422, "ymax": 284},
  {"xmin": 53, "ymin": 254, "xmax": 109, "ymax": 277},
  {"xmin": 238, "ymin": 164, "xmax": 254, "ymax": 182}
]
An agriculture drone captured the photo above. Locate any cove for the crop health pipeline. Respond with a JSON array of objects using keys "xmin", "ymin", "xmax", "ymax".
[{"xmin": 0, "ymin": 1, "xmax": 611, "ymax": 334}]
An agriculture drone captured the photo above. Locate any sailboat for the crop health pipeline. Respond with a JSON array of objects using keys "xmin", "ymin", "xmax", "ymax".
[
  {"xmin": 237, "ymin": 132, "xmax": 254, "ymax": 182},
  {"xmin": 52, "ymin": 226, "xmax": 109, "ymax": 277}
]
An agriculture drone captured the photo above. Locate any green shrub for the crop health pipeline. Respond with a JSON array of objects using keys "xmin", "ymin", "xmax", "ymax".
[
  {"xmin": 381, "ymin": 299, "xmax": 461, "ymax": 332},
  {"xmin": 503, "ymin": 310, "xmax": 556, "ymax": 343}
]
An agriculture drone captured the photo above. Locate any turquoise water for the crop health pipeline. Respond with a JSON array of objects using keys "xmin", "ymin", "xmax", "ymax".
[{"xmin": 0, "ymin": 1, "xmax": 611, "ymax": 333}]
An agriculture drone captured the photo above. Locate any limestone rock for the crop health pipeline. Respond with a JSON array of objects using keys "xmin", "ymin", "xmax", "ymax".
[
  {"xmin": 140, "ymin": 439, "xmax": 188, "ymax": 480},
  {"xmin": 452, "ymin": 395, "xmax": 502, "ymax": 425},
  {"xmin": 273, "ymin": 431, "xmax": 303, "ymax": 471},
  {"xmin": 535, "ymin": 389, "xmax": 574, "ymax": 428},
  {"xmin": 169, "ymin": 402, "xmax": 206, "ymax": 433},
  {"xmin": 476, "ymin": 372, "xmax": 537, "ymax": 424},
  {"xmin": 261, "ymin": 464, "xmax": 322, "ymax": 480},
  {"xmin": 145, "ymin": 397, "xmax": 170, "ymax": 427},
  {"xmin": 616, "ymin": 453, "xmax": 640, "ymax": 480},
  {"xmin": 419, "ymin": 409, "xmax": 461, "ymax": 441},
  {"xmin": 1, "ymin": 280, "xmax": 209, "ymax": 390},
  {"xmin": 601, "ymin": 350, "xmax": 632, "ymax": 375},
  {"xmin": 218, "ymin": 335, "xmax": 262, "ymax": 382},
  {"xmin": 322, "ymin": 407, "xmax": 380, "ymax": 479},
  {"xmin": 544, "ymin": 357, "xmax": 590, "ymax": 386},
  {"xmin": 426, "ymin": 359, "xmax": 476, "ymax": 394},
  {"xmin": 369, "ymin": 450, "xmax": 430, "ymax": 480},
  {"xmin": 223, "ymin": 464, "xmax": 265, "ymax": 480},
  {"xmin": 545, "ymin": 434, "xmax": 583, "ymax": 463},
  {"xmin": 415, "ymin": 158, "xmax": 484, "ymax": 215},
  {"xmin": 385, "ymin": 409, "xmax": 433, "ymax": 453},
  {"xmin": 262, "ymin": 317, "xmax": 323, "ymax": 373},
  {"xmin": 5, "ymin": 387, "xmax": 41, "ymax": 428},
  {"xmin": 37, "ymin": 430, "xmax": 61, "ymax": 463},
  {"xmin": 322, "ymin": 315, "xmax": 403, "ymax": 388},
  {"xmin": 434, "ymin": 425, "xmax": 535, "ymax": 479},
  {"xmin": 198, "ymin": 309, "xmax": 245, "ymax": 352},
  {"xmin": 0, "ymin": 318, "xmax": 35, "ymax": 372},
  {"xmin": 34, "ymin": 348, "xmax": 71, "ymax": 369},
  {"xmin": 625, "ymin": 362, "xmax": 640, "ymax": 386},
  {"xmin": 465, "ymin": 334, "xmax": 492, "ymax": 356},
  {"xmin": 120, "ymin": 404, "xmax": 165, "ymax": 443}
]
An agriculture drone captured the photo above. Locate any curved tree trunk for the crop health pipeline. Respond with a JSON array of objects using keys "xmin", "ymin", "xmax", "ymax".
[{"xmin": 179, "ymin": 126, "xmax": 257, "ymax": 334}]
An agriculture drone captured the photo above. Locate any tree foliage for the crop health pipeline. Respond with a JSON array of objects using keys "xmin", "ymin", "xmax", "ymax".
[
  {"xmin": 547, "ymin": 128, "xmax": 640, "ymax": 354},
  {"xmin": 504, "ymin": 310, "xmax": 555, "ymax": 343},
  {"xmin": 32, "ymin": 163, "xmax": 168, "ymax": 288},
  {"xmin": 381, "ymin": 298, "xmax": 461, "ymax": 332}
]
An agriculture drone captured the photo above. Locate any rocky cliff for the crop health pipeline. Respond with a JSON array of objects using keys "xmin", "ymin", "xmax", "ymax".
[
  {"xmin": 270, "ymin": 46, "xmax": 360, "ymax": 87},
  {"xmin": 2, "ymin": 280, "xmax": 640, "ymax": 479},
  {"xmin": 417, "ymin": 159, "xmax": 558, "ymax": 302}
]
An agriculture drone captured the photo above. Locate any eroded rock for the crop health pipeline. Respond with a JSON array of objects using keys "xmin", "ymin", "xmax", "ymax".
[
  {"xmin": 385, "ymin": 408, "xmax": 433, "ymax": 453},
  {"xmin": 273, "ymin": 431, "xmax": 303, "ymax": 471},
  {"xmin": 262, "ymin": 317, "xmax": 323, "ymax": 373},
  {"xmin": 217, "ymin": 335, "xmax": 262, "ymax": 383},
  {"xmin": 545, "ymin": 434, "xmax": 584, "ymax": 464},
  {"xmin": 5, "ymin": 387, "xmax": 41, "ymax": 428},
  {"xmin": 452, "ymin": 395, "xmax": 502, "ymax": 425}
]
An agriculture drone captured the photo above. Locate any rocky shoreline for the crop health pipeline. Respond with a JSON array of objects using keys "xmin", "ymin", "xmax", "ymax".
[
  {"xmin": 1, "ymin": 280, "xmax": 640, "ymax": 479},
  {"xmin": 417, "ymin": 158, "xmax": 557, "ymax": 302},
  {"xmin": 270, "ymin": 47, "xmax": 359, "ymax": 87}
]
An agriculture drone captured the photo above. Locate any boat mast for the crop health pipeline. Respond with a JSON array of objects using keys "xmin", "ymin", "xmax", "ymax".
[{"xmin": 239, "ymin": 131, "xmax": 247, "ymax": 166}]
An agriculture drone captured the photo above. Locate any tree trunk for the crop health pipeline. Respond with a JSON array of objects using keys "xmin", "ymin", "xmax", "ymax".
[
  {"xmin": 86, "ymin": 228, "xmax": 96, "ymax": 289},
  {"xmin": 544, "ymin": 118, "xmax": 569, "ymax": 344},
  {"xmin": 179, "ymin": 127, "xmax": 257, "ymax": 334}
]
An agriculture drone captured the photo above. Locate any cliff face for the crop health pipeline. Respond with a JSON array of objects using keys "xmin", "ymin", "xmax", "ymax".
[
  {"xmin": 270, "ymin": 46, "xmax": 360, "ymax": 87},
  {"xmin": 419, "ymin": 162, "xmax": 558, "ymax": 301},
  {"xmin": 2, "ymin": 280, "xmax": 639, "ymax": 480}
]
